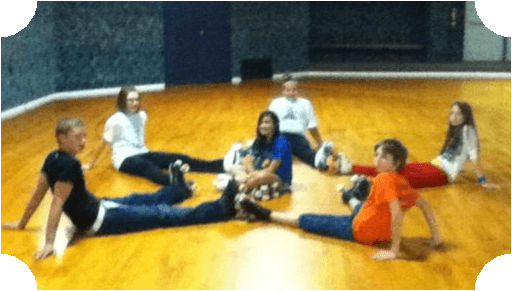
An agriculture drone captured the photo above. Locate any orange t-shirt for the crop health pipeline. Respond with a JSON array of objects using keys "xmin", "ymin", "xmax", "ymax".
[{"xmin": 353, "ymin": 172, "xmax": 420, "ymax": 245}]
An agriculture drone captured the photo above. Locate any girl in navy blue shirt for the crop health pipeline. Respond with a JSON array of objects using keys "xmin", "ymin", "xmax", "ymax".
[{"xmin": 241, "ymin": 111, "xmax": 292, "ymax": 191}]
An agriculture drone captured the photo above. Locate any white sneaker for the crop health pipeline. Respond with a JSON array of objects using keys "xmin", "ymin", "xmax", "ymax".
[
  {"xmin": 314, "ymin": 141, "xmax": 334, "ymax": 170},
  {"xmin": 213, "ymin": 173, "xmax": 231, "ymax": 191},
  {"xmin": 223, "ymin": 143, "xmax": 243, "ymax": 172},
  {"xmin": 337, "ymin": 152, "xmax": 353, "ymax": 174}
]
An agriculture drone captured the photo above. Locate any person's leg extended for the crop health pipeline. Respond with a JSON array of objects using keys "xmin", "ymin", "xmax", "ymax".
[
  {"xmin": 299, "ymin": 214, "xmax": 355, "ymax": 241},
  {"xmin": 106, "ymin": 184, "xmax": 192, "ymax": 206},
  {"xmin": 96, "ymin": 180, "xmax": 238, "ymax": 235},
  {"xmin": 119, "ymin": 154, "xmax": 171, "ymax": 185},
  {"xmin": 400, "ymin": 162, "xmax": 449, "ymax": 189},
  {"xmin": 285, "ymin": 134, "xmax": 316, "ymax": 168},
  {"xmin": 240, "ymin": 199, "xmax": 354, "ymax": 241},
  {"xmin": 145, "ymin": 152, "xmax": 224, "ymax": 173}
]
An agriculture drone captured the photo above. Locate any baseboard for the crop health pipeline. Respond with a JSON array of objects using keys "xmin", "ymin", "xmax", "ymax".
[
  {"xmin": 1, "ymin": 83, "xmax": 165, "ymax": 121},
  {"xmin": 231, "ymin": 71, "xmax": 511, "ymax": 84},
  {"xmin": 272, "ymin": 71, "xmax": 511, "ymax": 81}
]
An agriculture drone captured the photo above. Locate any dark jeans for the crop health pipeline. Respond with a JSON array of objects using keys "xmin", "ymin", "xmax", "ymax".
[
  {"xmin": 299, "ymin": 204, "xmax": 362, "ymax": 241},
  {"xmin": 119, "ymin": 152, "xmax": 224, "ymax": 185},
  {"xmin": 96, "ymin": 184, "xmax": 230, "ymax": 235},
  {"xmin": 283, "ymin": 133, "xmax": 316, "ymax": 168}
]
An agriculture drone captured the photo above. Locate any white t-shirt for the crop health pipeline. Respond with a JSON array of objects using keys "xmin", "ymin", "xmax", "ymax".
[
  {"xmin": 103, "ymin": 111, "xmax": 150, "ymax": 170},
  {"xmin": 433, "ymin": 125, "xmax": 479, "ymax": 181},
  {"xmin": 268, "ymin": 96, "xmax": 318, "ymax": 135}
]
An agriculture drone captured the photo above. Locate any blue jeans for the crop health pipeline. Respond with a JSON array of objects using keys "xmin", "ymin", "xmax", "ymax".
[
  {"xmin": 299, "ymin": 204, "xmax": 362, "ymax": 241},
  {"xmin": 95, "ymin": 185, "xmax": 231, "ymax": 235},
  {"xmin": 119, "ymin": 152, "xmax": 224, "ymax": 185},
  {"xmin": 283, "ymin": 133, "xmax": 316, "ymax": 168}
]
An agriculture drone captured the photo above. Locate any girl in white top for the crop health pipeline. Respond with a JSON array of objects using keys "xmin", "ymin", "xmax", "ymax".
[
  {"xmin": 85, "ymin": 87, "xmax": 226, "ymax": 185},
  {"xmin": 268, "ymin": 79, "xmax": 334, "ymax": 170},
  {"xmin": 337, "ymin": 101, "xmax": 499, "ymax": 190}
]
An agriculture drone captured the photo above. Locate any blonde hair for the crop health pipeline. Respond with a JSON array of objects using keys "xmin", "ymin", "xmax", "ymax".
[{"xmin": 56, "ymin": 118, "xmax": 85, "ymax": 138}]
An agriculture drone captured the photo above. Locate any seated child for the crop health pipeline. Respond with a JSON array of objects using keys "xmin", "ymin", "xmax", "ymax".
[
  {"xmin": 239, "ymin": 139, "xmax": 443, "ymax": 260},
  {"xmin": 2, "ymin": 118, "xmax": 238, "ymax": 260}
]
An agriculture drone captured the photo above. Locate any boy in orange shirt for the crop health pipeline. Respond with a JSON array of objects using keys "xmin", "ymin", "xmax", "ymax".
[{"xmin": 239, "ymin": 139, "xmax": 443, "ymax": 260}]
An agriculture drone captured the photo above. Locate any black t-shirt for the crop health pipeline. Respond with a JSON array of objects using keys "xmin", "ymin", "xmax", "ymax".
[{"xmin": 41, "ymin": 150, "xmax": 100, "ymax": 230}]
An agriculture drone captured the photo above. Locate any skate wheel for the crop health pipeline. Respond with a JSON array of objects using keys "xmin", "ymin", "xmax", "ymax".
[{"xmin": 180, "ymin": 163, "xmax": 190, "ymax": 173}]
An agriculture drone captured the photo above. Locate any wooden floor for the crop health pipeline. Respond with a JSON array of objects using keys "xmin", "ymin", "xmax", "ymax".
[{"xmin": 1, "ymin": 79, "xmax": 510, "ymax": 289}]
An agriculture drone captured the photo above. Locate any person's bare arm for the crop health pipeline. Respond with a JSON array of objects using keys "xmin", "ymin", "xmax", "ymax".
[
  {"xmin": 264, "ymin": 160, "xmax": 282, "ymax": 174},
  {"xmin": 243, "ymin": 155, "xmax": 256, "ymax": 174},
  {"xmin": 471, "ymin": 160, "xmax": 500, "ymax": 189},
  {"xmin": 34, "ymin": 181, "xmax": 72, "ymax": 260},
  {"xmin": 416, "ymin": 196, "xmax": 443, "ymax": 247},
  {"xmin": 372, "ymin": 198, "xmax": 403, "ymax": 260}
]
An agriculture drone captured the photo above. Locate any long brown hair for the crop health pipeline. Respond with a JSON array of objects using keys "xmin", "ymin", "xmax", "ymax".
[
  {"xmin": 252, "ymin": 111, "xmax": 281, "ymax": 151},
  {"xmin": 116, "ymin": 86, "xmax": 139, "ymax": 113},
  {"xmin": 439, "ymin": 101, "xmax": 480, "ymax": 156}
]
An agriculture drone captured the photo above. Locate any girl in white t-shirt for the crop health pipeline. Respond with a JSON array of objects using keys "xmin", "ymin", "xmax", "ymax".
[
  {"xmin": 268, "ymin": 79, "xmax": 334, "ymax": 171},
  {"xmin": 336, "ymin": 101, "xmax": 499, "ymax": 190},
  {"xmin": 84, "ymin": 87, "xmax": 227, "ymax": 185}
]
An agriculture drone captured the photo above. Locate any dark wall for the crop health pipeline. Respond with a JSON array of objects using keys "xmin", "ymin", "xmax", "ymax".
[
  {"xmin": 1, "ymin": 1, "xmax": 474, "ymax": 112},
  {"xmin": 1, "ymin": 2, "xmax": 58, "ymax": 110},
  {"xmin": 309, "ymin": 1, "xmax": 429, "ymax": 62},
  {"xmin": 427, "ymin": 1, "xmax": 465, "ymax": 62},
  {"xmin": 2, "ymin": 1, "xmax": 164, "ymax": 111},
  {"xmin": 164, "ymin": 2, "xmax": 231, "ymax": 84},
  {"xmin": 310, "ymin": 2, "xmax": 428, "ymax": 45},
  {"xmin": 230, "ymin": 1, "xmax": 310, "ymax": 77},
  {"xmin": 53, "ymin": 1, "xmax": 164, "ymax": 91}
]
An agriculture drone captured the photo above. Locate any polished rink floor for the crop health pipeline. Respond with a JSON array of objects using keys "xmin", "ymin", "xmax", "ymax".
[{"xmin": 1, "ymin": 79, "xmax": 510, "ymax": 289}]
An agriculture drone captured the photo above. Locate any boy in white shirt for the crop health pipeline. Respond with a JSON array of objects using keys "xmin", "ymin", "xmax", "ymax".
[{"xmin": 268, "ymin": 78, "xmax": 334, "ymax": 170}]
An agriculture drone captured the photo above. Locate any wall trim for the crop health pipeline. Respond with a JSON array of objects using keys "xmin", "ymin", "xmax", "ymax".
[
  {"xmin": 232, "ymin": 71, "xmax": 510, "ymax": 84},
  {"xmin": 272, "ymin": 71, "xmax": 511, "ymax": 81},
  {"xmin": 3, "ymin": 72, "xmax": 509, "ymax": 120},
  {"xmin": 1, "ymin": 83, "xmax": 165, "ymax": 121}
]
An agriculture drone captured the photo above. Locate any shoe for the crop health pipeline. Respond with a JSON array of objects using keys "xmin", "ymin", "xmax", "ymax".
[
  {"xmin": 219, "ymin": 179, "xmax": 238, "ymax": 218},
  {"xmin": 169, "ymin": 160, "xmax": 193, "ymax": 192},
  {"xmin": 338, "ymin": 176, "xmax": 371, "ymax": 205},
  {"xmin": 185, "ymin": 180, "xmax": 197, "ymax": 193},
  {"xmin": 234, "ymin": 193, "xmax": 256, "ymax": 221},
  {"xmin": 253, "ymin": 188, "xmax": 263, "ymax": 200},
  {"xmin": 315, "ymin": 141, "xmax": 334, "ymax": 170},
  {"xmin": 169, "ymin": 159, "xmax": 182, "ymax": 185},
  {"xmin": 213, "ymin": 173, "xmax": 231, "ymax": 191},
  {"xmin": 239, "ymin": 198, "xmax": 271, "ymax": 221},
  {"xmin": 270, "ymin": 182, "xmax": 281, "ymax": 198},
  {"xmin": 337, "ymin": 184, "xmax": 353, "ymax": 205},
  {"xmin": 337, "ymin": 152, "xmax": 353, "ymax": 174},
  {"xmin": 223, "ymin": 143, "xmax": 244, "ymax": 172},
  {"xmin": 351, "ymin": 177, "xmax": 371, "ymax": 202}
]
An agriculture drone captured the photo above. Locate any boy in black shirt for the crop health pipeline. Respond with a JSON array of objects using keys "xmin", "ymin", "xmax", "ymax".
[{"xmin": 3, "ymin": 118, "xmax": 237, "ymax": 260}]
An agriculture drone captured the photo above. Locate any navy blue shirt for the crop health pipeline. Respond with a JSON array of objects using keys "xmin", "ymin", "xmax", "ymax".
[
  {"xmin": 250, "ymin": 135, "xmax": 292, "ymax": 184},
  {"xmin": 42, "ymin": 150, "xmax": 100, "ymax": 230}
]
